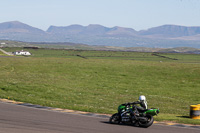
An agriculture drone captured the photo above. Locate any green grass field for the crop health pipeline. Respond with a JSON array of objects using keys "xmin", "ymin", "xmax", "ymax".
[
  {"xmin": 0, "ymin": 50, "xmax": 7, "ymax": 56},
  {"xmin": 0, "ymin": 47, "xmax": 200, "ymax": 125}
]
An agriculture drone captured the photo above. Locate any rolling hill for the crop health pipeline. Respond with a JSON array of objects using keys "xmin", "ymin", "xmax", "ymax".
[{"xmin": 0, "ymin": 21, "xmax": 200, "ymax": 48}]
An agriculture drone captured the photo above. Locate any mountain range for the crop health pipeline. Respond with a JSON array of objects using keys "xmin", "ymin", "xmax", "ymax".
[{"xmin": 0, "ymin": 21, "xmax": 200, "ymax": 48}]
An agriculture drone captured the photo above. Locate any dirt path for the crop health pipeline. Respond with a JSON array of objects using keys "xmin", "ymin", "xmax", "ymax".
[{"xmin": 0, "ymin": 48, "xmax": 13, "ymax": 56}]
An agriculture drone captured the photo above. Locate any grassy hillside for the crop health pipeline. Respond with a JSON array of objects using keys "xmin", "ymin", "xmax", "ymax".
[
  {"xmin": 1, "ymin": 40, "xmax": 200, "ymax": 53},
  {"xmin": 0, "ymin": 48, "xmax": 200, "ymax": 124},
  {"xmin": 0, "ymin": 50, "xmax": 5, "ymax": 55}
]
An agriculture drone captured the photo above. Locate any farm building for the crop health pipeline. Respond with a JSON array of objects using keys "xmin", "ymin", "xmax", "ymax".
[{"xmin": 13, "ymin": 50, "xmax": 31, "ymax": 56}]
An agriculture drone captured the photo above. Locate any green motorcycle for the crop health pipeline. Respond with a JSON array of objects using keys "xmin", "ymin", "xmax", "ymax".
[{"xmin": 109, "ymin": 103, "xmax": 159, "ymax": 128}]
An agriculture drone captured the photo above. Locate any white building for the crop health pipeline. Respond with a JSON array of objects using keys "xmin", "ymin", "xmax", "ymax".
[{"xmin": 13, "ymin": 50, "xmax": 31, "ymax": 56}]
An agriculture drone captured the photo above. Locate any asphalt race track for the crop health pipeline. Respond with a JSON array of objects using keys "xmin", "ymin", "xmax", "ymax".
[{"xmin": 0, "ymin": 102, "xmax": 199, "ymax": 133}]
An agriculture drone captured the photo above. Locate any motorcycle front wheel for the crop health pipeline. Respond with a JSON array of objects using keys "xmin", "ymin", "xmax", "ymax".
[
  {"xmin": 138, "ymin": 114, "xmax": 154, "ymax": 128},
  {"xmin": 109, "ymin": 113, "xmax": 120, "ymax": 124}
]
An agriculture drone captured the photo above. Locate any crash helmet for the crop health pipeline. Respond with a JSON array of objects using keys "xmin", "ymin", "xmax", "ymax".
[{"xmin": 139, "ymin": 95, "xmax": 146, "ymax": 101}]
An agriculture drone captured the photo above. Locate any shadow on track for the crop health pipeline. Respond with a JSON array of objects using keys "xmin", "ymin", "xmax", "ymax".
[{"xmin": 100, "ymin": 121, "xmax": 145, "ymax": 128}]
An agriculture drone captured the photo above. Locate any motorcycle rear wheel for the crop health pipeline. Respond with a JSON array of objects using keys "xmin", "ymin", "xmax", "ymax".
[
  {"xmin": 138, "ymin": 114, "xmax": 154, "ymax": 128},
  {"xmin": 109, "ymin": 113, "xmax": 120, "ymax": 124}
]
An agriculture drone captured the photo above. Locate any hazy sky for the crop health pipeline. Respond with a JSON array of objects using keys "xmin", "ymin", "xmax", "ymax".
[{"xmin": 1, "ymin": 0, "xmax": 200, "ymax": 31}]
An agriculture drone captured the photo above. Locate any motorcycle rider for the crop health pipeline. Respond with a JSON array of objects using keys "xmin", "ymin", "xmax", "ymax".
[
  {"xmin": 122, "ymin": 95, "xmax": 148, "ymax": 112},
  {"xmin": 110, "ymin": 95, "xmax": 158, "ymax": 127}
]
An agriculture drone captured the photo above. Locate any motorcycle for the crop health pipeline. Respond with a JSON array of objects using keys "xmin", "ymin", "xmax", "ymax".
[{"xmin": 109, "ymin": 103, "xmax": 159, "ymax": 128}]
